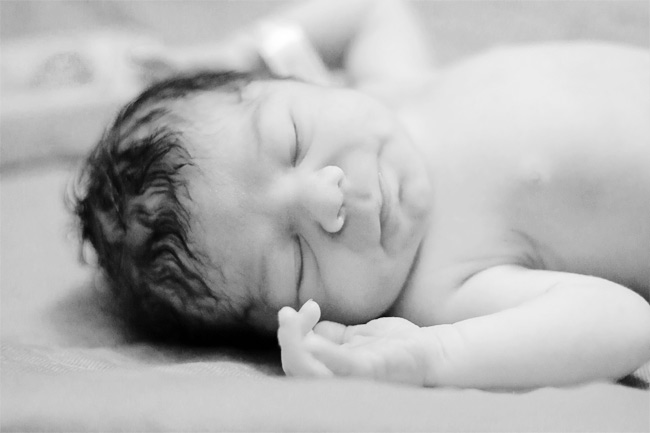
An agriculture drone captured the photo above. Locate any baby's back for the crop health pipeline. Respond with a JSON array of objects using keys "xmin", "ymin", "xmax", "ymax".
[{"xmin": 405, "ymin": 42, "xmax": 650, "ymax": 298}]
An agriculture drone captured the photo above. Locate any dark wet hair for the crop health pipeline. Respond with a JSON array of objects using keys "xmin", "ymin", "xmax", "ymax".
[{"xmin": 73, "ymin": 71, "xmax": 257, "ymax": 344}]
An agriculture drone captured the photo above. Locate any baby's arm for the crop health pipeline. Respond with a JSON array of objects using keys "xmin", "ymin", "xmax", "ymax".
[
  {"xmin": 133, "ymin": 0, "xmax": 434, "ymax": 95},
  {"xmin": 280, "ymin": 267, "xmax": 650, "ymax": 389},
  {"xmin": 274, "ymin": 0, "xmax": 435, "ymax": 88}
]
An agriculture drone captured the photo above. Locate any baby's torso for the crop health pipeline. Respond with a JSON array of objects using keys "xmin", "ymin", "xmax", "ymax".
[{"xmin": 393, "ymin": 42, "xmax": 650, "ymax": 323}]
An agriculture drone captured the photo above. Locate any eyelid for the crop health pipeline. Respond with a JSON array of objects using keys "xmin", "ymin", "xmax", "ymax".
[
  {"xmin": 295, "ymin": 236, "xmax": 304, "ymax": 296},
  {"xmin": 291, "ymin": 117, "xmax": 301, "ymax": 166}
]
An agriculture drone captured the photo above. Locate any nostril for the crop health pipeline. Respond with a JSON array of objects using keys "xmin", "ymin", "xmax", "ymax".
[
  {"xmin": 308, "ymin": 165, "xmax": 347, "ymax": 234},
  {"xmin": 337, "ymin": 203, "xmax": 346, "ymax": 224},
  {"xmin": 326, "ymin": 203, "xmax": 345, "ymax": 233},
  {"xmin": 337, "ymin": 174, "xmax": 344, "ymax": 188}
]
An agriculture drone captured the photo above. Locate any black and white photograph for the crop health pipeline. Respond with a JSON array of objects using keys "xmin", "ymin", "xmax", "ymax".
[{"xmin": 1, "ymin": 0, "xmax": 649, "ymax": 431}]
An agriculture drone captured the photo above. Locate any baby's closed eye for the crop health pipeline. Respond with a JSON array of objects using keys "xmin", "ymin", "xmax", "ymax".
[{"xmin": 294, "ymin": 235, "xmax": 304, "ymax": 295}]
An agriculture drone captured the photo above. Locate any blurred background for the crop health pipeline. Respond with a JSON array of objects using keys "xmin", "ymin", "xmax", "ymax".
[
  {"xmin": 1, "ymin": 0, "xmax": 648, "ymax": 170},
  {"xmin": 0, "ymin": 1, "xmax": 648, "ymax": 347}
]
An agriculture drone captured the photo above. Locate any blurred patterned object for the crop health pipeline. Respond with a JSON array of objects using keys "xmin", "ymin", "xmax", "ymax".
[
  {"xmin": 0, "ymin": 32, "xmax": 156, "ymax": 168},
  {"xmin": 1, "ymin": 32, "xmax": 152, "ymax": 112}
]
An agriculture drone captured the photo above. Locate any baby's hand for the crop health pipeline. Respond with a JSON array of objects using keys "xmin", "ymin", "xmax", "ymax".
[
  {"xmin": 278, "ymin": 300, "xmax": 430, "ymax": 386},
  {"xmin": 277, "ymin": 300, "xmax": 334, "ymax": 378}
]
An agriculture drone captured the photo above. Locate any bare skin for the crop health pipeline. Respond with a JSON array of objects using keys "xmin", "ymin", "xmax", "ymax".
[
  {"xmin": 394, "ymin": 43, "xmax": 650, "ymax": 325},
  {"xmin": 276, "ymin": 42, "xmax": 650, "ymax": 390},
  {"xmin": 137, "ymin": 0, "xmax": 650, "ymax": 389}
]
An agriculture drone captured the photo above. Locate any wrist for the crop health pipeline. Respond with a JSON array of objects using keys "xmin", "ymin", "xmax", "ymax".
[
  {"xmin": 418, "ymin": 324, "xmax": 457, "ymax": 387},
  {"xmin": 254, "ymin": 20, "xmax": 331, "ymax": 85}
]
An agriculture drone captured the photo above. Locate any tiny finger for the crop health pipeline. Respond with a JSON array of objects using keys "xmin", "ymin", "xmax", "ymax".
[
  {"xmin": 277, "ymin": 307, "xmax": 301, "ymax": 347},
  {"xmin": 306, "ymin": 335, "xmax": 370, "ymax": 378},
  {"xmin": 298, "ymin": 300, "xmax": 321, "ymax": 335},
  {"xmin": 313, "ymin": 321, "xmax": 348, "ymax": 344}
]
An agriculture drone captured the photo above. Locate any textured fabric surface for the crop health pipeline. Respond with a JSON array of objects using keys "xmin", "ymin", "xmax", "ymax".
[
  {"xmin": 2, "ymin": 163, "xmax": 649, "ymax": 433},
  {"xmin": 0, "ymin": 342, "xmax": 282, "ymax": 377},
  {"xmin": 3, "ymin": 360, "xmax": 650, "ymax": 432},
  {"xmin": 2, "ymin": 340, "xmax": 648, "ymax": 382}
]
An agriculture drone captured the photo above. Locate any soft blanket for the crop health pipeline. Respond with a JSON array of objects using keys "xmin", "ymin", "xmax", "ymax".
[{"xmin": 2, "ymin": 165, "xmax": 648, "ymax": 433}]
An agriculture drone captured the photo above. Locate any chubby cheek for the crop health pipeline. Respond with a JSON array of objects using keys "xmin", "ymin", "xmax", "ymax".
[{"xmin": 318, "ymin": 266, "xmax": 404, "ymax": 325}]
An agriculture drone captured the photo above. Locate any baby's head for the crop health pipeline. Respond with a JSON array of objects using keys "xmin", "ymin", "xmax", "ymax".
[{"xmin": 75, "ymin": 71, "xmax": 432, "ymax": 342}]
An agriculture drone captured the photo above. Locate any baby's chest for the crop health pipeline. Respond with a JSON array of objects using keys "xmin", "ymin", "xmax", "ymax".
[
  {"xmin": 395, "ymin": 43, "xmax": 650, "ymax": 321},
  {"xmin": 425, "ymin": 133, "xmax": 650, "ymax": 297},
  {"xmin": 503, "ymin": 150, "xmax": 650, "ymax": 292},
  {"xmin": 429, "ymin": 51, "xmax": 648, "ymax": 284},
  {"xmin": 397, "ymin": 155, "xmax": 650, "ymax": 325}
]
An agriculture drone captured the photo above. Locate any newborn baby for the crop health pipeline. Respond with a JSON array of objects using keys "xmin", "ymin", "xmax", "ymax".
[{"xmin": 75, "ymin": 0, "xmax": 650, "ymax": 389}]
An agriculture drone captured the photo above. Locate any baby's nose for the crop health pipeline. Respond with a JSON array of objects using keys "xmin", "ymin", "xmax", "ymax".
[{"xmin": 303, "ymin": 165, "xmax": 345, "ymax": 233}]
